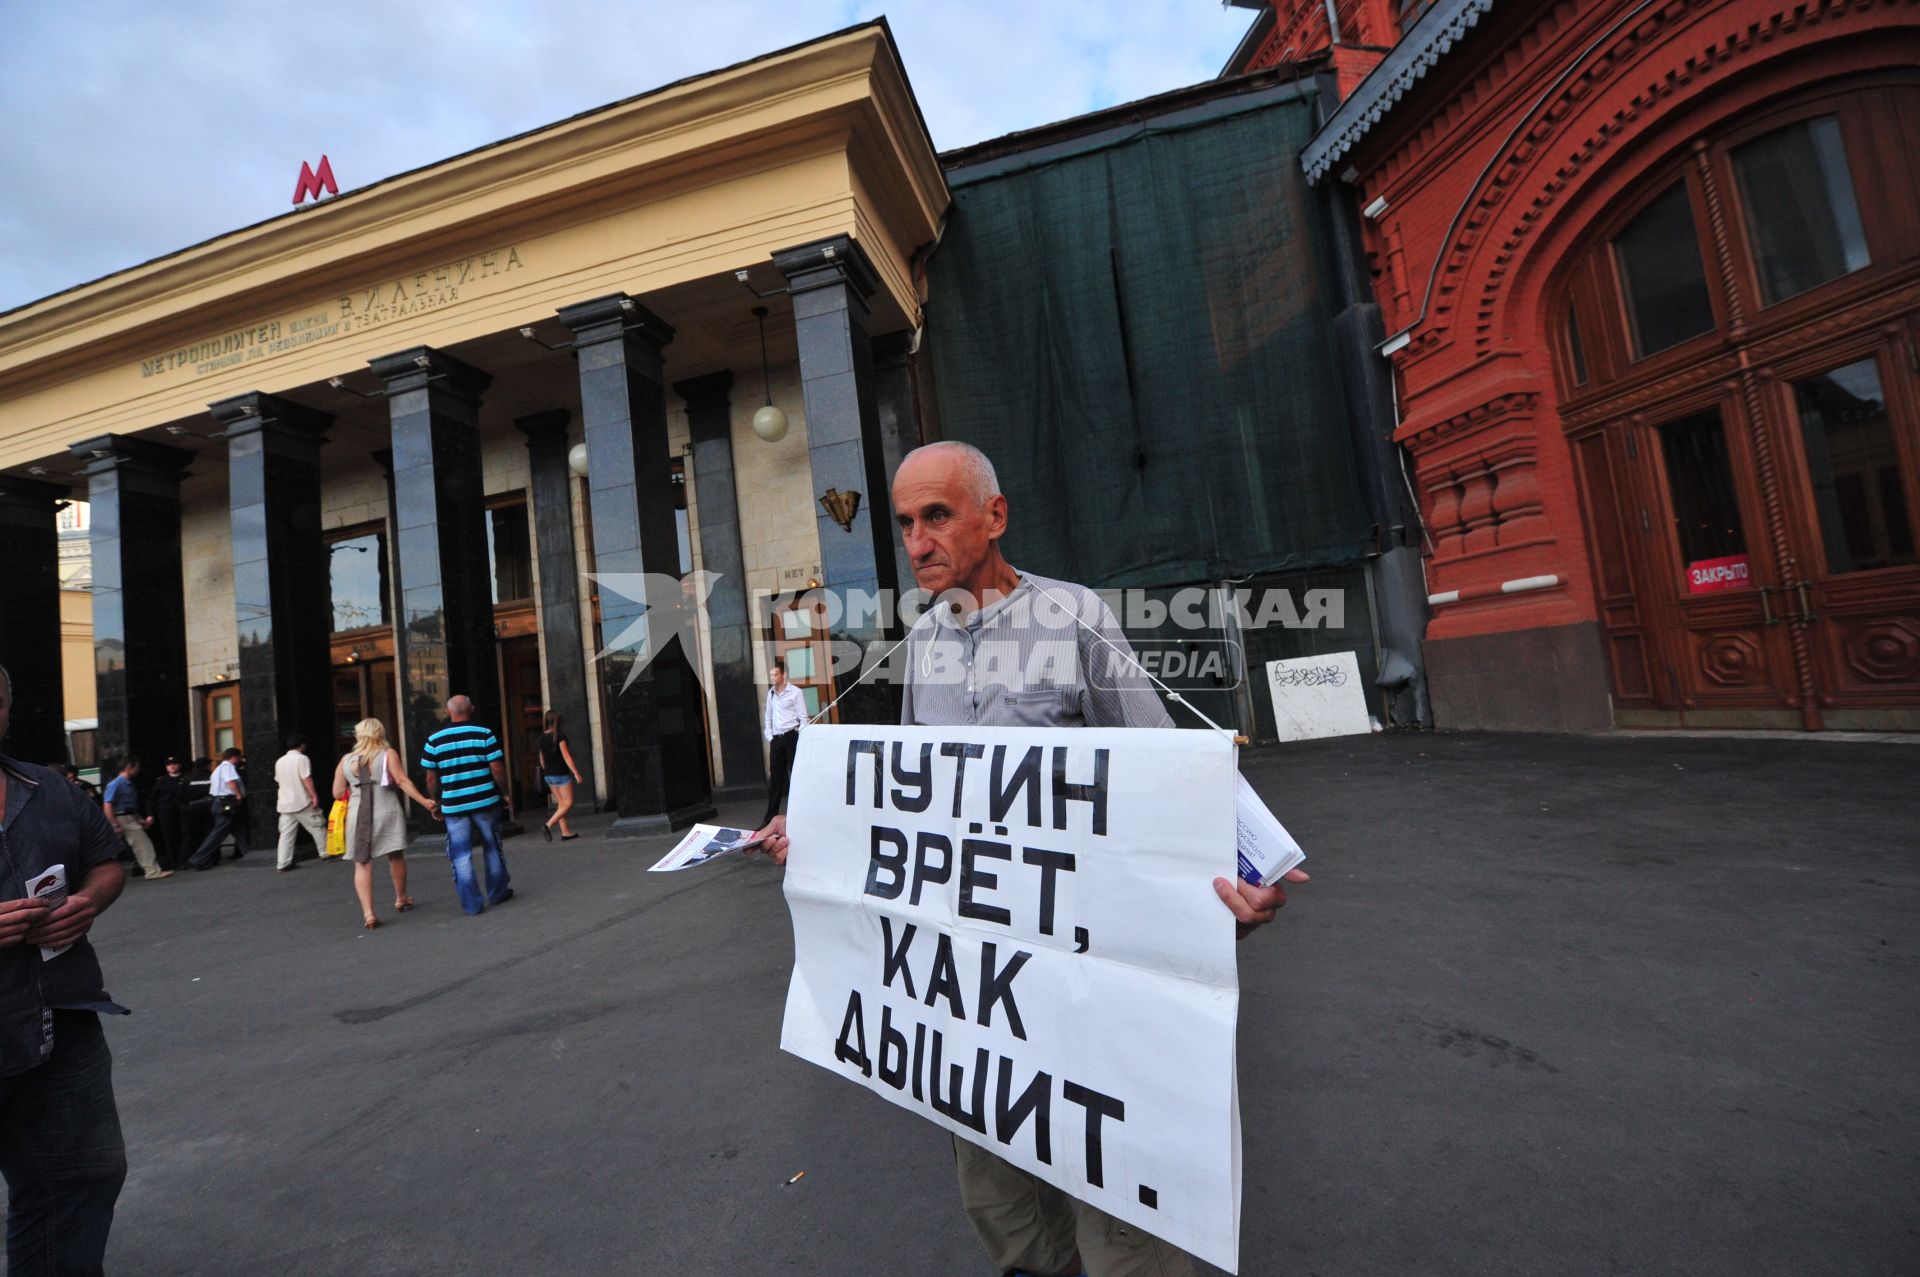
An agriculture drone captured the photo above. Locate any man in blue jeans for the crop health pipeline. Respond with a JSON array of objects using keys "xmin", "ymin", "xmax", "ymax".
[
  {"xmin": 0, "ymin": 664, "xmax": 132, "ymax": 1276},
  {"xmin": 420, "ymin": 695, "xmax": 514, "ymax": 916}
]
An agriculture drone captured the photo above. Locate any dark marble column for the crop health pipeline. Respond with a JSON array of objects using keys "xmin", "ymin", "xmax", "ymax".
[
  {"xmin": 66, "ymin": 434, "xmax": 192, "ymax": 770},
  {"xmin": 558, "ymin": 294, "xmax": 713, "ymax": 835},
  {"xmin": 516, "ymin": 410, "xmax": 599, "ymax": 813},
  {"xmin": 211, "ymin": 392, "xmax": 335, "ymax": 847},
  {"xmin": 772, "ymin": 235, "xmax": 902, "ymax": 725},
  {"xmin": 674, "ymin": 372, "xmax": 764, "ymax": 803},
  {"xmin": 0, "ymin": 477, "xmax": 71, "ymax": 765},
  {"xmin": 870, "ymin": 331, "xmax": 923, "ymax": 594},
  {"xmin": 370, "ymin": 346, "xmax": 501, "ymax": 776}
]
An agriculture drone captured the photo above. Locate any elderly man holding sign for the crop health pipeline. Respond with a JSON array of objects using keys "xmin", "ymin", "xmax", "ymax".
[{"xmin": 757, "ymin": 442, "xmax": 1306, "ymax": 1277}]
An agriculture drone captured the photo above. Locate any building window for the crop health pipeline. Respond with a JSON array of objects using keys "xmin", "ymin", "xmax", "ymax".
[
  {"xmin": 1565, "ymin": 300, "xmax": 1589, "ymax": 387},
  {"xmin": 1612, "ymin": 182, "xmax": 1717, "ymax": 359},
  {"xmin": 1658, "ymin": 410, "xmax": 1748, "ymax": 571},
  {"xmin": 486, "ymin": 500, "xmax": 534, "ymax": 604},
  {"xmin": 1792, "ymin": 357, "xmax": 1914, "ymax": 576},
  {"xmin": 328, "ymin": 529, "xmax": 389, "ymax": 632},
  {"xmin": 1732, "ymin": 115, "xmax": 1870, "ymax": 305}
]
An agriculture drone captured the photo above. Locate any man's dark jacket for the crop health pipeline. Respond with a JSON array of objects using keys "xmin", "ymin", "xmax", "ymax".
[{"xmin": 0, "ymin": 754, "xmax": 126, "ymax": 1077}]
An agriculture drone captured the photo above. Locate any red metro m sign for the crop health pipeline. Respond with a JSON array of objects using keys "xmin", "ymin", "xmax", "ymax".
[{"xmin": 292, "ymin": 156, "xmax": 338, "ymax": 205}]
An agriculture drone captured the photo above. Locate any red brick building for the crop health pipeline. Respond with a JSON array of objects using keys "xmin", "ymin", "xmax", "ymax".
[{"xmin": 1229, "ymin": 0, "xmax": 1920, "ymax": 732}]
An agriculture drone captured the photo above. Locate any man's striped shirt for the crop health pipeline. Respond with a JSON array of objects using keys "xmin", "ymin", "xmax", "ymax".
[{"xmin": 421, "ymin": 722, "xmax": 504, "ymax": 815}]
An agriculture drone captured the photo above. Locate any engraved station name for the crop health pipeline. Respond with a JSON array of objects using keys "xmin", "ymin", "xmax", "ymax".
[{"xmin": 137, "ymin": 245, "xmax": 524, "ymax": 380}]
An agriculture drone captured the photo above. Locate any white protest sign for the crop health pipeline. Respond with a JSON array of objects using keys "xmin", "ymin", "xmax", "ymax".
[{"xmin": 780, "ymin": 724, "xmax": 1243, "ymax": 1272}]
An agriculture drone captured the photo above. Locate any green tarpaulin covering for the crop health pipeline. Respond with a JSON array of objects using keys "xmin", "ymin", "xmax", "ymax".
[{"xmin": 926, "ymin": 90, "xmax": 1373, "ymax": 590}]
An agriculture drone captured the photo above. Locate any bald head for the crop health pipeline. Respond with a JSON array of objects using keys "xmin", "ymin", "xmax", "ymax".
[{"xmin": 896, "ymin": 441, "xmax": 1000, "ymax": 510}]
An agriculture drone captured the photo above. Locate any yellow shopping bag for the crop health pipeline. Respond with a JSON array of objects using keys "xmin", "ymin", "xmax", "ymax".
[{"xmin": 324, "ymin": 800, "xmax": 348, "ymax": 859}]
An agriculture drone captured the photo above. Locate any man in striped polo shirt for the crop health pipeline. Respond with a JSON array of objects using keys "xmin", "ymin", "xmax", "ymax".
[{"xmin": 421, "ymin": 695, "xmax": 514, "ymax": 916}]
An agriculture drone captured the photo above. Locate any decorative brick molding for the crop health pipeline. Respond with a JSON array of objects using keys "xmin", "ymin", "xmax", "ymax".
[
  {"xmin": 1376, "ymin": 0, "xmax": 1917, "ymax": 367},
  {"xmin": 1398, "ymin": 389, "xmax": 1539, "ymax": 449}
]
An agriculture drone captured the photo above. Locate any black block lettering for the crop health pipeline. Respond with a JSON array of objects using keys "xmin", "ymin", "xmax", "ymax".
[
  {"xmin": 890, "ymin": 741, "xmax": 934, "ymax": 813},
  {"xmin": 959, "ymin": 838, "xmax": 1013, "ymax": 926},
  {"xmin": 878, "ymin": 1005, "xmax": 909, "ymax": 1090},
  {"xmin": 835, "ymin": 990, "xmax": 872, "ymax": 1078},
  {"xmin": 923, "ymin": 931, "xmax": 966, "ymax": 1020},
  {"xmin": 1021, "ymin": 846, "xmax": 1076, "ymax": 937},
  {"xmin": 929, "ymin": 1032, "xmax": 989, "ymax": 1134},
  {"xmin": 880, "ymin": 916, "xmax": 917, "ymax": 998},
  {"xmin": 911, "ymin": 832, "xmax": 953, "ymax": 906},
  {"xmin": 1051, "ymin": 746, "xmax": 1109, "ymax": 835},
  {"xmin": 847, "ymin": 740, "xmax": 885, "ymax": 807},
  {"xmin": 1062, "ymin": 1081, "xmax": 1125, "ymax": 1188},
  {"xmin": 865, "ymin": 826, "xmax": 908, "ymax": 900},
  {"xmin": 995, "ymin": 1058, "xmax": 1053, "ymax": 1164},
  {"xmin": 989, "ymin": 745, "xmax": 1044, "ymax": 827},
  {"xmin": 940, "ymin": 742, "xmax": 986, "ymax": 817},
  {"xmin": 976, "ymin": 942, "xmax": 1032, "ymax": 1041}
]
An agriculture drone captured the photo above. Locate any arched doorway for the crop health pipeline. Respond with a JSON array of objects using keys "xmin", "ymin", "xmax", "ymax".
[{"xmin": 1554, "ymin": 77, "xmax": 1920, "ymax": 730}]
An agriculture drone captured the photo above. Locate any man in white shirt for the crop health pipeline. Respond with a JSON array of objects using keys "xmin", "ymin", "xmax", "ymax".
[
  {"xmin": 271, "ymin": 736, "xmax": 329, "ymax": 873},
  {"xmin": 186, "ymin": 748, "xmax": 248, "ymax": 871},
  {"xmin": 760, "ymin": 659, "xmax": 807, "ymax": 826}
]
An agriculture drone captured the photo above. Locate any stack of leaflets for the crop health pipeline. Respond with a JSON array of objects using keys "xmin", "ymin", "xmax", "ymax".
[{"xmin": 1234, "ymin": 776, "xmax": 1306, "ymax": 886}]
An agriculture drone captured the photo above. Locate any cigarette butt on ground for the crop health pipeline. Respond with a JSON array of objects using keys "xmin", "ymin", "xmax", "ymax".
[{"xmin": 785, "ymin": 1171, "xmax": 806, "ymax": 1186}]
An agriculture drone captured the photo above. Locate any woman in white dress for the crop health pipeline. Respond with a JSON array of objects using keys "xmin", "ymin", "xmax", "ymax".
[{"xmin": 331, "ymin": 718, "xmax": 437, "ymax": 930}]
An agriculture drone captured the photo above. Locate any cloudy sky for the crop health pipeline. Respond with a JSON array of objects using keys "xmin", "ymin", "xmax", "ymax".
[{"xmin": 0, "ymin": 1, "xmax": 1253, "ymax": 312}]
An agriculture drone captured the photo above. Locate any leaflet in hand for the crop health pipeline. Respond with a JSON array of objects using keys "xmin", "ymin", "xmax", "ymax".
[
  {"xmin": 1235, "ymin": 776, "xmax": 1305, "ymax": 886},
  {"xmin": 647, "ymin": 824, "xmax": 768, "ymax": 873},
  {"xmin": 27, "ymin": 864, "xmax": 69, "ymax": 961}
]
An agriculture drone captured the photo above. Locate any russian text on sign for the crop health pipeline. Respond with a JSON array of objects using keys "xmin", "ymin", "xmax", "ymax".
[{"xmin": 780, "ymin": 724, "xmax": 1243, "ymax": 1271}]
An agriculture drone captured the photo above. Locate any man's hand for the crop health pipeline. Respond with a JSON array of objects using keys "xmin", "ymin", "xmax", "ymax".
[
  {"xmin": 1213, "ymin": 867, "xmax": 1309, "ymax": 940},
  {"xmin": 0, "ymin": 898, "xmax": 52, "ymax": 949},
  {"xmin": 24, "ymin": 894, "xmax": 101, "ymax": 949},
  {"xmin": 750, "ymin": 814, "xmax": 789, "ymax": 866}
]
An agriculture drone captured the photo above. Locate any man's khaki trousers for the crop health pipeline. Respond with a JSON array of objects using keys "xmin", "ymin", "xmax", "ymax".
[
  {"xmin": 276, "ymin": 806, "xmax": 329, "ymax": 869},
  {"xmin": 953, "ymin": 1137, "xmax": 1196, "ymax": 1277},
  {"xmin": 114, "ymin": 815, "xmax": 163, "ymax": 878}
]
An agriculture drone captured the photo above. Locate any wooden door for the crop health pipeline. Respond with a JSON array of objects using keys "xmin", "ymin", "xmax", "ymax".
[
  {"xmin": 772, "ymin": 596, "xmax": 839, "ymax": 725},
  {"xmin": 1764, "ymin": 325, "xmax": 1920, "ymax": 725},
  {"xmin": 204, "ymin": 682, "xmax": 243, "ymax": 755},
  {"xmin": 1613, "ymin": 394, "xmax": 1805, "ymax": 722}
]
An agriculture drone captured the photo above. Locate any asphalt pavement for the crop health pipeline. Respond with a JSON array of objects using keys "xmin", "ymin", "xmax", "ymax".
[{"xmin": 18, "ymin": 730, "xmax": 1918, "ymax": 1276}]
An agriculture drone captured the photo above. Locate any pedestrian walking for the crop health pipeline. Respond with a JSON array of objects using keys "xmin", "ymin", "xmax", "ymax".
[
  {"xmin": 750, "ymin": 442, "xmax": 1308, "ymax": 1277},
  {"xmin": 761, "ymin": 658, "xmax": 806, "ymax": 827},
  {"xmin": 536, "ymin": 710, "xmax": 583, "ymax": 843},
  {"xmin": 330, "ymin": 719, "xmax": 434, "ymax": 931},
  {"xmin": 421, "ymin": 696, "xmax": 513, "ymax": 917},
  {"xmin": 0, "ymin": 664, "xmax": 134, "ymax": 1275},
  {"xmin": 150, "ymin": 757, "xmax": 191, "ymax": 870},
  {"xmin": 100, "ymin": 758, "xmax": 170, "ymax": 881},
  {"xmin": 272, "ymin": 736, "xmax": 331, "ymax": 873},
  {"xmin": 186, "ymin": 748, "xmax": 247, "ymax": 870}
]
